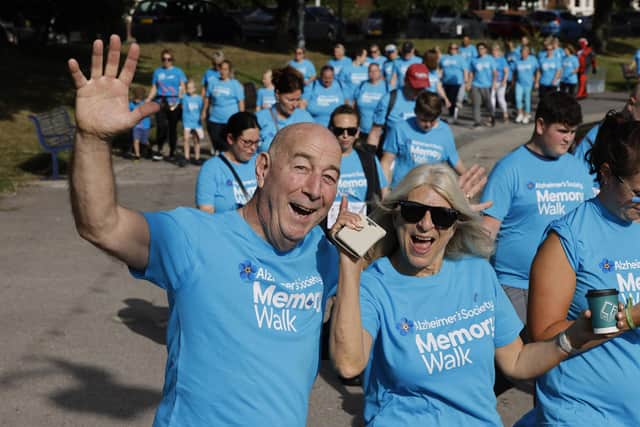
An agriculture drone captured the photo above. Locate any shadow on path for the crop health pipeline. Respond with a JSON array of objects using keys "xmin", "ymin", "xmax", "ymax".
[{"xmin": 115, "ymin": 298, "xmax": 168, "ymax": 345}]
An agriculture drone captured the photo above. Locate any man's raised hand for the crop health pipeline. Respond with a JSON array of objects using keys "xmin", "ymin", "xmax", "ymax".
[{"xmin": 67, "ymin": 35, "xmax": 159, "ymax": 141}]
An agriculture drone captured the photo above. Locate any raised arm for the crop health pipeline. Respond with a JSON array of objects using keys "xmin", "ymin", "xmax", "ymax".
[{"xmin": 68, "ymin": 35, "xmax": 159, "ymax": 270}]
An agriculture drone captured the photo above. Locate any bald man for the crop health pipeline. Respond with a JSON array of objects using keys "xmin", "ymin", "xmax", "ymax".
[{"xmin": 68, "ymin": 36, "xmax": 342, "ymax": 427}]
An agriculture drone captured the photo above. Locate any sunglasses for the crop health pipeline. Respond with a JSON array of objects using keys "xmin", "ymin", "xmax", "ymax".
[
  {"xmin": 398, "ymin": 200, "xmax": 459, "ymax": 229},
  {"xmin": 162, "ymin": 57, "xmax": 173, "ymax": 62},
  {"xmin": 331, "ymin": 126, "xmax": 358, "ymax": 137}
]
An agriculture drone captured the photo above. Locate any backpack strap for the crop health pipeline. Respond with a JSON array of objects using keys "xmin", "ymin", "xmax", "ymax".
[
  {"xmin": 355, "ymin": 146, "xmax": 382, "ymax": 204},
  {"xmin": 218, "ymin": 154, "xmax": 250, "ymax": 202}
]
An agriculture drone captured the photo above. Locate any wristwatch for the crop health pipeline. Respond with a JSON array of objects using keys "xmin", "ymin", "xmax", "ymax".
[{"xmin": 556, "ymin": 331, "xmax": 580, "ymax": 356}]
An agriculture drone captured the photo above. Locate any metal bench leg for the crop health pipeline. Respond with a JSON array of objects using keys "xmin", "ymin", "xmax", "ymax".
[{"xmin": 50, "ymin": 151, "xmax": 60, "ymax": 180}]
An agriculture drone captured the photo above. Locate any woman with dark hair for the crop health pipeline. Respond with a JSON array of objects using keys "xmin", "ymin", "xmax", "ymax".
[
  {"xmin": 527, "ymin": 111, "xmax": 640, "ymax": 425},
  {"xmin": 202, "ymin": 59, "xmax": 245, "ymax": 155},
  {"xmin": 146, "ymin": 49, "xmax": 187, "ymax": 161},
  {"xmin": 196, "ymin": 112, "xmax": 259, "ymax": 214},
  {"xmin": 256, "ymin": 66, "xmax": 313, "ymax": 152},
  {"xmin": 329, "ymin": 163, "xmax": 610, "ymax": 426}
]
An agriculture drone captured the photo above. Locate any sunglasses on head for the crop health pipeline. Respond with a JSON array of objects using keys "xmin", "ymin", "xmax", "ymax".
[
  {"xmin": 331, "ymin": 126, "xmax": 358, "ymax": 137},
  {"xmin": 398, "ymin": 200, "xmax": 459, "ymax": 229}
]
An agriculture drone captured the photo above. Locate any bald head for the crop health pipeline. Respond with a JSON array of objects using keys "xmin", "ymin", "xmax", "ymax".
[{"xmin": 268, "ymin": 123, "xmax": 341, "ymax": 164}]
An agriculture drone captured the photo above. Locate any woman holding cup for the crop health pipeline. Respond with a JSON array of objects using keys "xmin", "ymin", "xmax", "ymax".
[
  {"xmin": 528, "ymin": 111, "xmax": 640, "ymax": 425},
  {"xmin": 329, "ymin": 164, "xmax": 609, "ymax": 426}
]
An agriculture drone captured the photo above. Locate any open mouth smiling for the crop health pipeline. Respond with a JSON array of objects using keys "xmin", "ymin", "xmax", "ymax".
[{"xmin": 290, "ymin": 202, "xmax": 318, "ymax": 217}]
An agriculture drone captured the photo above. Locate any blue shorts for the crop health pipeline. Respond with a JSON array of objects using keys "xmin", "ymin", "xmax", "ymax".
[{"xmin": 133, "ymin": 127, "xmax": 150, "ymax": 144}]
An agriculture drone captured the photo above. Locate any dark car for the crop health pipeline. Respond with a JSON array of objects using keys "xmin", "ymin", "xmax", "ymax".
[
  {"xmin": 527, "ymin": 10, "xmax": 583, "ymax": 39},
  {"xmin": 488, "ymin": 13, "xmax": 533, "ymax": 38},
  {"xmin": 294, "ymin": 6, "xmax": 343, "ymax": 42},
  {"xmin": 131, "ymin": 0, "xmax": 241, "ymax": 42},
  {"xmin": 234, "ymin": 7, "xmax": 279, "ymax": 40},
  {"xmin": 431, "ymin": 8, "xmax": 486, "ymax": 38}
]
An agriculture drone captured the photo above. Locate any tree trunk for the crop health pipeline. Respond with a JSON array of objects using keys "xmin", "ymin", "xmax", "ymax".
[{"xmin": 591, "ymin": 0, "xmax": 614, "ymax": 53}]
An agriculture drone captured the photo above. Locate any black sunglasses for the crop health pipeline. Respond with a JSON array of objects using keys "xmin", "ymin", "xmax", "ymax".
[
  {"xmin": 398, "ymin": 200, "xmax": 459, "ymax": 229},
  {"xmin": 331, "ymin": 126, "xmax": 358, "ymax": 137}
]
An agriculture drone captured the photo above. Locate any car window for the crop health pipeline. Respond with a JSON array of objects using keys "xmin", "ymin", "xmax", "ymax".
[{"xmin": 433, "ymin": 7, "xmax": 455, "ymax": 18}]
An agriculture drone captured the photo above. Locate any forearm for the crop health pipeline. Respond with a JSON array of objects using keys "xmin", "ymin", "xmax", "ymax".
[
  {"xmin": 367, "ymin": 125, "xmax": 382, "ymax": 148},
  {"xmin": 504, "ymin": 337, "xmax": 569, "ymax": 380},
  {"xmin": 146, "ymin": 85, "xmax": 157, "ymax": 102},
  {"xmin": 329, "ymin": 257, "xmax": 368, "ymax": 378}
]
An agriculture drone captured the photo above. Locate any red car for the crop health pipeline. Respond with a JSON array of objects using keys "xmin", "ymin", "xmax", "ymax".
[{"xmin": 488, "ymin": 12, "xmax": 533, "ymax": 38}]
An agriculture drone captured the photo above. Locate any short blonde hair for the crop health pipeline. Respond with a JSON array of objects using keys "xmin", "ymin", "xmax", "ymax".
[{"xmin": 368, "ymin": 164, "xmax": 493, "ymax": 262}]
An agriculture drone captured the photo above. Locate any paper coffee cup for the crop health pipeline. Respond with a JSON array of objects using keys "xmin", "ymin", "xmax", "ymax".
[{"xmin": 586, "ymin": 289, "xmax": 619, "ymax": 334}]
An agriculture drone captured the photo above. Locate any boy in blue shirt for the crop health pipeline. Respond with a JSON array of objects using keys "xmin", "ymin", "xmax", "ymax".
[
  {"xmin": 481, "ymin": 92, "xmax": 593, "ymax": 324},
  {"xmin": 129, "ymin": 86, "xmax": 151, "ymax": 161},
  {"xmin": 180, "ymin": 80, "xmax": 204, "ymax": 167}
]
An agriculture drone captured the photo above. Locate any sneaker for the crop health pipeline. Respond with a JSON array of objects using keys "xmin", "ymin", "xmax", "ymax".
[
  {"xmin": 522, "ymin": 115, "xmax": 530, "ymax": 125},
  {"xmin": 152, "ymin": 154, "xmax": 163, "ymax": 161},
  {"xmin": 502, "ymin": 113, "xmax": 509, "ymax": 123},
  {"xmin": 515, "ymin": 113, "xmax": 523, "ymax": 124},
  {"xmin": 133, "ymin": 155, "xmax": 140, "ymax": 163},
  {"xmin": 166, "ymin": 155, "xmax": 176, "ymax": 162},
  {"xmin": 471, "ymin": 122, "xmax": 483, "ymax": 129},
  {"xmin": 483, "ymin": 118, "xmax": 495, "ymax": 127},
  {"xmin": 192, "ymin": 158, "xmax": 203, "ymax": 166},
  {"xmin": 177, "ymin": 158, "xmax": 187, "ymax": 167}
]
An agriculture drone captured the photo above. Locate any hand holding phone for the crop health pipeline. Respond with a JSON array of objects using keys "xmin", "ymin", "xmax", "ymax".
[{"xmin": 330, "ymin": 197, "xmax": 386, "ymax": 259}]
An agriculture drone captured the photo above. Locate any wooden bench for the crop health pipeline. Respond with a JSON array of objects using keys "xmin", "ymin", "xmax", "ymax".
[
  {"xmin": 620, "ymin": 63, "xmax": 638, "ymax": 91},
  {"xmin": 28, "ymin": 108, "xmax": 75, "ymax": 179}
]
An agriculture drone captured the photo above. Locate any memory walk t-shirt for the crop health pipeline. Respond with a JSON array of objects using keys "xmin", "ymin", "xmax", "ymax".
[
  {"xmin": 383, "ymin": 59, "xmax": 398, "ymax": 84},
  {"xmin": 328, "ymin": 56, "xmax": 352, "ymax": 77},
  {"xmin": 206, "ymin": 78, "xmax": 244, "ymax": 124},
  {"xmin": 384, "ymin": 117, "xmax": 458, "ymax": 189},
  {"xmin": 515, "ymin": 56, "xmax": 539, "ymax": 87},
  {"xmin": 372, "ymin": 89, "xmax": 417, "ymax": 132},
  {"xmin": 440, "ymin": 54, "xmax": 467, "ymax": 85},
  {"xmin": 535, "ymin": 198, "xmax": 640, "ymax": 426},
  {"xmin": 392, "ymin": 55, "xmax": 423, "ymax": 88},
  {"xmin": 459, "ymin": 44, "xmax": 478, "ymax": 67},
  {"xmin": 561, "ymin": 54, "xmax": 579, "ymax": 84},
  {"xmin": 256, "ymin": 107, "xmax": 314, "ymax": 153},
  {"xmin": 326, "ymin": 149, "xmax": 388, "ymax": 228},
  {"xmin": 201, "ymin": 68, "xmax": 220, "ymax": 92},
  {"xmin": 181, "ymin": 94, "xmax": 203, "ymax": 129},
  {"xmin": 470, "ymin": 55, "xmax": 496, "ymax": 89},
  {"xmin": 354, "ymin": 80, "xmax": 389, "ymax": 134},
  {"xmin": 481, "ymin": 145, "xmax": 594, "ymax": 289},
  {"xmin": 195, "ymin": 155, "xmax": 257, "ymax": 212},
  {"xmin": 256, "ymin": 87, "xmax": 276, "ymax": 109},
  {"xmin": 426, "ymin": 70, "xmax": 441, "ymax": 94},
  {"xmin": 152, "ymin": 66, "xmax": 187, "ymax": 104},
  {"xmin": 339, "ymin": 62, "xmax": 369, "ymax": 101},
  {"xmin": 360, "ymin": 256, "xmax": 522, "ymax": 427},
  {"xmin": 288, "ymin": 59, "xmax": 316, "ymax": 83},
  {"xmin": 493, "ymin": 55, "xmax": 509, "ymax": 83},
  {"xmin": 303, "ymin": 81, "xmax": 345, "ymax": 127},
  {"xmin": 538, "ymin": 54, "xmax": 562, "ymax": 86},
  {"xmin": 131, "ymin": 209, "xmax": 338, "ymax": 427}
]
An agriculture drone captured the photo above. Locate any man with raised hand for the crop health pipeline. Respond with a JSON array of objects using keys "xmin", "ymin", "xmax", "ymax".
[{"xmin": 68, "ymin": 35, "xmax": 342, "ymax": 427}]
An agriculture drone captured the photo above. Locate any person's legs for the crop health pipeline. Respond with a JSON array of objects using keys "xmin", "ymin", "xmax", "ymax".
[
  {"xmin": 490, "ymin": 86, "xmax": 497, "ymax": 113},
  {"xmin": 523, "ymin": 85, "xmax": 532, "ymax": 122},
  {"xmin": 210, "ymin": 122, "xmax": 227, "ymax": 153},
  {"xmin": 481, "ymin": 88, "xmax": 494, "ymax": 124},
  {"xmin": 471, "ymin": 86, "xmax": 482, "ymax": 125},
  {"xmin": 193, "ymin": 128, "xmax": 203, "ymax": 163},
  {"xmin": 167, "ymin": 106, "xmax": 181, "ymax": 158},
  {"xmin": 155, "ymin": 103, "xmax": 169, "ymax": 158},
  {"xmin": 496, "ymin": 85, "xmax": 508, "ymax": 120},
  {"xmin": 443, "ymin": 84, "xmax": 460, "ymax": 116},
  {"xmin": 515, "ymin": 83, "xmax": 524, "ymax": 122},
  {"xmin": 576, "ymin": 72, "xmax": 588, "ymax": 98},
  {"xmin": 568, "ymin": 83, "xmax": 577, "ymax": 97},
  {"xmin": 183, "ymin": 129, "xmax": 191, "ymax": 160}
]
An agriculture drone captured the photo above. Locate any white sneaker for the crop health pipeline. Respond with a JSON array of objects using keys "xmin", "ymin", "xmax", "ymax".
[
  {"xmin": 515, "ymin": 113, "xmax": 523, "ymax": 123},
  {"xmin": 522, "ymin": 115, "xmax": 530, "ymax": 125}
]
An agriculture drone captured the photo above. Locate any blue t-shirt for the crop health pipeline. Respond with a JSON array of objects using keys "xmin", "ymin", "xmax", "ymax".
[
  {"xmin": 339, "ymin": 62, "xmax": 369, "ymax": 101},
  {"xmin": 393, "ymin": 56, "xmax": 423, "ymax": 88},
  {"xmin": 372, "ymin": 89, "xmax": 418, "ymax": 130},
  {"xmin": 514, "ymin": 45, "xmax": 535, "ymax": 58},
  {"xmin": 256, "ymin": 107, "xmax": 314, "ymax": 153},
  {"xmin": 493, "ymin": 55, "xmax": 509, "ymax": 83},
  {"xmin": 383, "ymin": 59, "xmax": 398, "ymax": 84},
  {"xmin": 355, "ymin": 80, "xmax": 389, "ymax": 134},
  {"xmin": 426, "ymin": 70, "xmax": 440, "ymax": 94},
  {"xmin": 459, "ymin": 44, "xmax": 479, "ymax": 67},
  {"xmin": 635, "ymin": 49, "xmax": 640, "ymax": 76},
  {"xmin": 181, "ymin": 94, "xmax": 203, "ymax": 129},
  {"xmin": 206, "ymin": 78, "xmax": 244, "ymax": 124},
  {"xmin": 288, "ymin": 59, "xmax": 316, "ymax": 83},
  {"xmin": 327, "ymin": 56, "xmax": 352, "ymax": 76},
  {"xmin": 129, "ymin": 100, "xmax": 151, "ymax": 129},
  {"xmin": 368, "ymin": 55, "xmax": 387, "ymax": 68},
  {"xmin": 440, "ymin": 54, "xmax": 467, "ymax": 85},
  {"xmin": 130, "ymin": 209, "xmax": 338, "ymax": 427},
  {"xmin": 470, "ymin": 55, "xmax": 496, "ymax": 89},
  {"xmin": 195, "ymin": 154, "xmax": 257, "ymax": 212},
  {"xmin": 481, "ymin": 145, "xmax": 594, "ymax": 289},
  {"xmin": 303, "ymin": 81, "xmax": 345, "ymax": 127},
  {"xmin": 360, "ymin": 256, "xmax": 522, "ymax": 427},
  {"xmin": 535, "ymin": 198, "xmax": 640, "ymax": 426},
  {"xmin": 384, "ymin": 118, "xmax": 459, "ymax": 188},
  {"xmin": 538, "ymin": 55, "xmax": 562, "ymax": 86},
  {"xmin": 561, "ymin": 54, "xmax": 580, "ymax": 84},
  {"xmin": 336, "ymin": 149, "xmax": 388, "ymax": 203},
  {"xmin": 515, "ymin": 56, "xmax": 539, "ymax": 87},
  {"xmin": 506, "ymin": 51, "xmax": 518, "ymax": 82},
  {"xmin": 201, "ymin": 68, "xmax": 220, "ymax": 91},
  {"xmin": 573, "ymin": 123, "xmax": 599, "ymax": 186},
  {"xmin": 256, "ymin": 87, "xmax": 276, "ymax": 110},
  {"xmin": 152, "ymin": 66, "xmax": 187, "ymax": 104}
]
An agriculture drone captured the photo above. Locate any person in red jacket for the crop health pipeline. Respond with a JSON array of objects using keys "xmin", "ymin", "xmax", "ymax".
[{"xmin": 576, "ymin": 37, "xmax": 596, "ymax": 99}]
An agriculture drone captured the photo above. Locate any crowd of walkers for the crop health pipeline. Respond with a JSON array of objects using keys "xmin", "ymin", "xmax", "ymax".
[{"xmin": 68, "ymin": 34, "xmax": 639, "ymax": 427}]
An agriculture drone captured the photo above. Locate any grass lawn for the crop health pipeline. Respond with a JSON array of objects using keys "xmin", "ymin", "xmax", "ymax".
[{"xmin": 1, "ymin": 36, "xmax": 639, "ymax": 194}]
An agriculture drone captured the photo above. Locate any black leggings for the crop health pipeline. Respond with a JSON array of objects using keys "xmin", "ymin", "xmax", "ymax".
[
  {"xmin": 443, "ymin": 84, "xmax": 461, "ymax": 116},
  {"xmin": 156, "ymin": 102, "xmax": 181, "ymax": 157},
  {"xmin": 560, "ymin": 82, "xmax": 577, "ymax": 97}
]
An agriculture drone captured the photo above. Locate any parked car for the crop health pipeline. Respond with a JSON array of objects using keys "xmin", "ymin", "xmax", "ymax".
[
  {"xmin": 292, "ymin": 6, "xmax": 343, "ymax": 42},
  {"xmin": 527, "ymin": 10, "xmax": 583, "ymax": 39},
  {"xmin": 131, "ymin": 0, "xmax": 241, "ymax": 42},
  {"xmin": 431, "ymin": 7, "xmax": 486, "ymax": 38},
  {"xmin": 487, "ymin": 12, "xmax": 533, "ymax": 38},
  {"xmin": 234, "ymin": 7, "xmax": 278, "ymax": 40}
]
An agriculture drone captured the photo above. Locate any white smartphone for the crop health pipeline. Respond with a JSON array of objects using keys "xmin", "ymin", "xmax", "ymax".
[{"xmin": 333, "ymin": 214, "xmax": 386, "ymax": 259}]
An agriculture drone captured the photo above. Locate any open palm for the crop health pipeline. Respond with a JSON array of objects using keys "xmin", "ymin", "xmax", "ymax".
[{"xmin": 68, "ymin": 35, "xmax": 158, "ymax": 140}]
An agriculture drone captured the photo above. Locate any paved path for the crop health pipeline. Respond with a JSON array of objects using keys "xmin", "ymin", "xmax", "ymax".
[{"xmin": 0, "ymin": 92, "xmax": 626, "ymax": 426}]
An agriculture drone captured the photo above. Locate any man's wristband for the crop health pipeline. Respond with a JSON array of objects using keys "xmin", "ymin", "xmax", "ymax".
[
  {"xmin": 625, "ymin": 296, "xmax": 636, "ymax": 329},
  {"xmin": 556, "ymin": 330, "xmax": 580, "ymax": 356}
]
